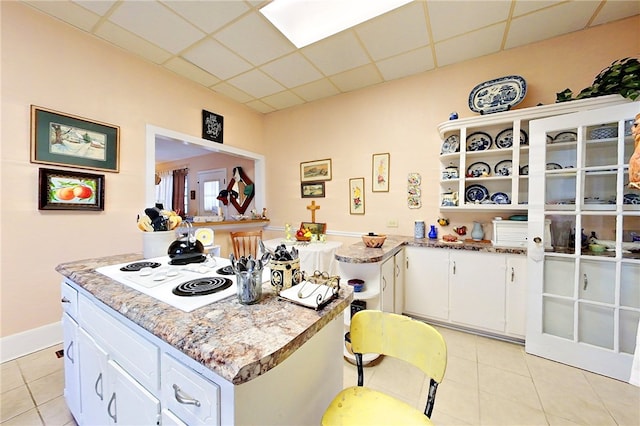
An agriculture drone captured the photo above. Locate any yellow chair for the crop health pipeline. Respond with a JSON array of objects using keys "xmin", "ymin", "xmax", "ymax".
[
  {"xmin": 322, "ymin": 310, "xmax": 447, "ymax": 426},
  {"xmin": 229, "ymin": 230, "xmax": 262, "ymax": 258}
]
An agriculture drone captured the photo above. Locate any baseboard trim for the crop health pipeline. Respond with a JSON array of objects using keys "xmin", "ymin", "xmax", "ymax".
[{"xmin": 0, "ymin": 322, "xmax": 63, "ymax": 363}]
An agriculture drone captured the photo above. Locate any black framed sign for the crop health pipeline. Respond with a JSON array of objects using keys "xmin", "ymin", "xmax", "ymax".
[
  {"xmin": 202, "ymin": 109, "xmax": 224, "ymax": 144},
  {"xmin": 31, "ymin": 106, "xmax": 120, "ymax": 172}
]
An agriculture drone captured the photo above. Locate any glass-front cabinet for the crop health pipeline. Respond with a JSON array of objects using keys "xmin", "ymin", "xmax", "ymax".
[
  {"xmin": 437, "ymin": 95, "xmax": 630, "ymax": 211},
  {"xmin": 526, "ymin": 101, "xmax": 640, "ymax": 381}
]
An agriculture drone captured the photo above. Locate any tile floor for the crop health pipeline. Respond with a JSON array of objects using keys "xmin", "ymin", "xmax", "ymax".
[
  {"xmin": 0, "ymin": 344, "xmax": 75, "ymax": 426},
  {"xmin": 1, "ymin": 326, "xmax": 639, "ymax": 425},
  {"xmin": 344, "ymin": 326, "xmax": 640, "ymax": 425}
]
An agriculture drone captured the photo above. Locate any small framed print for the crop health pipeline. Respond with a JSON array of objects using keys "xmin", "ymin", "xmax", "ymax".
[
  {"xmin": 301, "ymin": 181, "xmax": 325, "ymax": 198},
  {"xmin": 202, "ymin": 109, "xmax": 224, "ymax": 143},
  {"xmin": 38, "ymin": 168, "xmax": 105, "ymax": 210},
  {"xmin": 31, "ymin": 106, "xmax": 120, "ymax": 172},
  {"xmin": 349, "ymin": 177, "xmax": 365, "ymax": 215},
  {"xmin": 300, "ymin": 159, "xmax": 332, "ymax": 182},
  {"xmin": 372, "ymin": 153, "xmax": 390, "ymax": 192}
]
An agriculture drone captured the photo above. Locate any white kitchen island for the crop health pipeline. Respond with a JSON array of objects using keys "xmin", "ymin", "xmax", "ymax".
[{"xmin": 57, "ymin": 253, "xmax": 352, "ymax": 425}]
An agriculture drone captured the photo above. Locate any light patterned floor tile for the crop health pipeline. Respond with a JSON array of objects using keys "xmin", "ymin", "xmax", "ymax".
[
  {"xmin": 0, "ymin": 385, "xmax": 35, "ymax": 423},
  {"xmin": 0, "ymin": 408, "xmax": 43, "ymax": 426},
  {"xmin": 444, "ymin": 354, "xmax": 478, "ymax": 387},
  {"xmin": 37, "ymin": 396, "xmax": 73, "ymax": 426},
  {"xmin": 27, "ymin": 370, "xmax": 64, "ymax": 406},
  {"xmin": 476, "ymin": 337, "xmax": 529, "ymax": 377},
  {"xmin": 434, "ymin": 378, "xmax": 480, "ymax": 424},
  {"xmin": 16, "ymin": 346, "xmax": 63, "ymax": 384},
  {"xmin": 0, "ymin": 361, "xmax": 24, "ymax": 393},
  {"xmin": 478, "ymin": 363, "xmax": 542, "ymax": 411},
  {"xmin": 478, "ymin": 391, "xmax": 548, "ymax": 425}
]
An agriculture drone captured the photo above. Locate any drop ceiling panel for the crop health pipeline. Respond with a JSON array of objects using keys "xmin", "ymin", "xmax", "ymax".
[
  {"xmin": 95, "ymin": 21, "xmax": 173, "ymax": 64},
  {"xmin": 261, "ymin": 91, "xmax": 305, "ymax": 110},
  {"xmin": 182, "ymin": 38, "xmax": 252, "ymax": 80},
  {"xmin": 261, "ymin": 53, "xmax": 323, "ymax": 88},
  {"xmin": 227, "ymin": 69, "xmax": 285, "ymax": 98},
  {"xmin": 356, "ymin": 1, "xmax": 430, "ymax": 61},
  {"xmin": 435, "ymin": 23, "xmax": 506, "ymax": 68},
  {"xmin": 591, "ymin": 1, "xmax": 640, "ymax": 25},
  {"xmin": 74, "ymin": 0, "xmax": 116, "ymax": 16},
  {"xmin": 109, "ymin": 1, "xmax": 205, "ymax": 54},
  {"xmin": 164, "ymin": 57, "xmax": 220, "ymax": 87},
  {"xmin": 292, "ymin": 79, "xmax": 341, "ymax": 103},
  {"xmin": 330, "ymin": 64, "xmax": 383, "ymax": 93},
  {"xmin": 505, "ymin": 1, "xmax": 599, "ymax": 49},
  {"xmin": 301, "ymin": 32, "xmax": 371, "ymax": 76},
  {"xmin": 429, "ymin": 1, "xmax": 511, "ymax": 42},
  {"xmin": 377, "ymin": 47, "xmax": 434, "ymax": 81},
  {"xmin": 161, "ymin": 0, "xmax": 250, "ymax": 34},
  {"xmin": 215, "ymin": 13, "xmax": 295, "ymax": 66},
  {"xmin": 26, "ymin": 0, "xmax": 100, "ymax": 31}
]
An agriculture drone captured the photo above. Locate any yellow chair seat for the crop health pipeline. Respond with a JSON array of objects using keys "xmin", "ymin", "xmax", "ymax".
[{"xmin": 322, "ymin": 386, "xmax": 433, "ymax": 426}]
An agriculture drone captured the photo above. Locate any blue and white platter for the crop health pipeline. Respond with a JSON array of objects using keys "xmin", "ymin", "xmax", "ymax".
[
  {"xmin": 495, "ymin": 128, "xmax": 528, "ymax": 148},
  {"xmin": 624, "ymin": 193, "xmax": 640, "ymax": 205},
  {"xmin": 468, "ymin": 75, "xmax": 527, "ymax": 114},
  {"xmin": 467, "ymin": 161, "xmax": 491, "ymax": 178},
  {"xmin": 466, "ymin": 131, "xmax": 492, "ymax": 151},
  {"xmin": 465, "ymin": 184, "xmax": 490, "ymax": 203},
  {"xmin": 441, "ymin": 135, "xmax": 460, "ymax": 154},
  {"xmin": 553, "ymin": 131, "xmax": 577, "ymax": 143},
  {"xmin": 491, "ymin": 192, "xmax": 510, "ymax": 204},
  {"xmin": 494, "ymin": 160, "xmax": 513, "ymax": 176}
]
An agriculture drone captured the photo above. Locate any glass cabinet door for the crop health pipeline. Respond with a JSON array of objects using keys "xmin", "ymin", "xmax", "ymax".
[{"xmin": 527, "ymin": 101, "xmax": 640, "ymax": 381}]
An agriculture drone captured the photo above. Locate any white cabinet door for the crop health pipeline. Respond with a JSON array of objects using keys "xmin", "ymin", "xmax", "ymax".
[
  {"xmin": 380, "ymin": 256, "xmax": 395, "ymax": 312},
  {"xmin": 404, "ymin": 246, "xmax": 449, "ymax": 320},
  {"xmin": 78, "ymin": 329, "xmax": 109, "ymax": 426},
  {"xmin": 505, "ymin": 256, "xmax": 527, "ymax": 337},
  {"xmin": 106, "ymin": 360, "xmax": 161, "ymax": 426},
  {"xmin": 62, "ymin": 313, "xmax": 81, "ymax": 422},
  {"xmin": 449, "ymin": 251, "xmax": 506, "ymax": 333}
]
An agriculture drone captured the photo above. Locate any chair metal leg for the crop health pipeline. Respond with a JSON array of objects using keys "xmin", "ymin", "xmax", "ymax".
[
  {"xmin": 355, "ymin": 353, "xmax": 364, "ymax": 386},
  {"xmin": 424, "ymin": 378, "xmax": 438, "ymax": 417}
]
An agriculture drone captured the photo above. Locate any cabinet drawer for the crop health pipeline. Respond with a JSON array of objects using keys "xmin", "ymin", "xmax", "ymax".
[
  {"xmin": 60, "ymin": 280, "xmax": 78, "ymax": 318},
  {"xmin": 161, "ymin": 353, "xmax": 220, "ymax": 426},
  {"xmin": 79, "ymin": 294, "xmax": 159, "ymax": 393}
]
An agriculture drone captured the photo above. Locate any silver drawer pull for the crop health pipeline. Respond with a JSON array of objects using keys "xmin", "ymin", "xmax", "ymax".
[
  {"xmin": 173, "ymin": 384, "xmax": 201, "ymax": 407},
  {"xmin": 583, "ymin": 273, "xmax": 588, "ymax": 290},
  {"xmin": 61, "ymin": 297, "xmax": 71, "ymax": 303}
]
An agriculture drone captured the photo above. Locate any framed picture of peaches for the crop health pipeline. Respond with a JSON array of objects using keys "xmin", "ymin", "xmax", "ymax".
[
  {"xmin": 38, "ymin": 168, "xmax": 105, "ymax": 210},
  {"xmin": 31, "ymin": 105, "xmax": 120, "ymax": 172}
]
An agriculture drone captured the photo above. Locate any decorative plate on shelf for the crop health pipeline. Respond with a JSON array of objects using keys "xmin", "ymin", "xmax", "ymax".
[
  {"xmin": 520, "ymin": 164, "xmax": 529, "ymax": 175},
  {"xmin": 466, "ymin": 131, "xmax": 492, "ymax": 151},
  {"xmin": 494, "ymin": 160, "xmax": 513, "ymax": 176},
  {"xmin": 553, "ymin": 131, "xmax": 577, "ymax": 142},
  {"xmin": 546, "ymin": 162, "xmax": 563, "ymax": 170},
  {"xmin": 465, "ymin": 184, "xmax": 490, "ymax": 203},
  {"xmin": 441, "ymin": 135, "xmax": 460, "ymax": 154},
  {"xmin": 468, "ymin": 75, "xmax": 527, "ymax": 114},
  {"xmin": 466, "ymin": 161, "xmax": 491, "ymax": 177},
  {"xmin": 491, "ymin": 192, "xmax": 511, "ymax": 204},
  {"xmin": 495, "ymin": 128, "xmax": 528, "ymax": 148},
  {"xmin": 546, "ymin": 135, "xmax": 554, "ymax": 144},
  {"xmin": 624, "ymin": 193, "xmax": 640, "ymax": 204}
]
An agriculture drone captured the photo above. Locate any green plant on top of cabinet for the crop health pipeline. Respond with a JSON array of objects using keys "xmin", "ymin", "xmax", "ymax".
[
  {"xmin": 526, "ymin": 100, "xmax": 640, "ymax": 382},
  {"xmin": 437, "ymin": 95, "xmax": 629, "ymax": 211}
]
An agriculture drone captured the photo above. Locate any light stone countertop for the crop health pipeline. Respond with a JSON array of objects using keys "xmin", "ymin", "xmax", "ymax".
[
  {"xmin": 335, "ymin": 235, "xmax": 527, "ymax": 264},
  {"xmin": 56, "ymin": 253, "xmax": 353, "ymax": 385}
]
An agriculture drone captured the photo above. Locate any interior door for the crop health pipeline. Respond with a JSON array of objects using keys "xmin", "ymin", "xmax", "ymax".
[
  {"xmin": 526, "ymin": 101, "xmax": 640, "ymax": 381},
  {"xmin": 197, "ymin": 169, "xmax": 226, "ymax": 216}
]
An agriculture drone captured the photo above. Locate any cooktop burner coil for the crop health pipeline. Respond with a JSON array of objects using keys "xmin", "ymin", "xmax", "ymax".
[
  {"xmin": 216, "ymin": 266, "xmax": 235, "ymax": 276},
  {"xmin": 172, "ymin": 277, "xmax": 233, "ymax": 297},
  {"xmin": 119, "ymin": 261, "xmax": 161, "ymax": 272}
]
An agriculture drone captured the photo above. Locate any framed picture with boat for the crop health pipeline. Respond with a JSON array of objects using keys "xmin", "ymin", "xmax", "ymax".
[
  {"xmin": 30, "ymin": 105, "xmax": 120, "ymax": 172},
  {"xmin": 300, "ymin": 158, "xmax": 332, "ymax": 182}
]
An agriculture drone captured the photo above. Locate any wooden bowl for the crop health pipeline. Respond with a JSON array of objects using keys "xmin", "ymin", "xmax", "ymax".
[
  {"xmin": 362, "ymin": 234, "xmax": 386, "ymax": 248},
  {"xmin": 295, "ymin": 235, "xmax": 311, "ymax": 242}
]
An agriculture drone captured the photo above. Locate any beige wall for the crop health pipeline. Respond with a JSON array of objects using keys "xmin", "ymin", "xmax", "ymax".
[
  {"xmin": 1, "ymin": 0, "xmax": 638, "ymax": 341},
  {"xmin": 0, "ymin": 3, "xmax": 264, "ymax": 337},
  {"xmin": 263, "ymin": 15, "xmax": 640, "ymax": 242}
]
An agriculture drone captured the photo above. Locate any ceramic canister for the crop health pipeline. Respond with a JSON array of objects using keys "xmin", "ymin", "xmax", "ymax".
[{"xmin": 415, "ymin": 221, "xmax": 425, "ymax": 239}]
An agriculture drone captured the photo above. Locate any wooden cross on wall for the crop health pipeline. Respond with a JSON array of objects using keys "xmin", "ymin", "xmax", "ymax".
[{"xmin": 307, "ymin": 201, "xmax": 320, "ymax": 223}]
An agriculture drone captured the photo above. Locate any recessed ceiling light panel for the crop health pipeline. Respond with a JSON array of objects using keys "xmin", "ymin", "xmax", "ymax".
[{"xmin": 260, "ymin": 0, "xmax": 413, "ymax": 48}]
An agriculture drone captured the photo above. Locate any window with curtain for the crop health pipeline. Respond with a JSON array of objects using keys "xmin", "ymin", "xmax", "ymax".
[
  {"xmin": 155, "ymin": 170, "xmax": 173, "ymax": 210},
  {"xmin": 172, "ymin": 168, "xmax": 188, "ymax": 216},
  {"xmin": 155, "ymin": 168, "xmax": 189, "ymax": 215}
]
